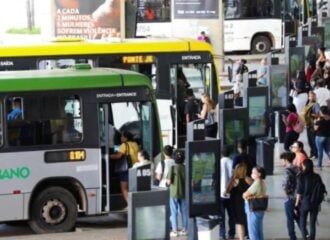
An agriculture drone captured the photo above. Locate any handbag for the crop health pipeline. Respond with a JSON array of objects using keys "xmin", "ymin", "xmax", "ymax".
[
  {"xmin": 114, "ymin": 143, "xmax": 132, "ymax": 173},
  {"xmin": 248, "ymin": 195, "xmax": 269, "ymax": 212}
]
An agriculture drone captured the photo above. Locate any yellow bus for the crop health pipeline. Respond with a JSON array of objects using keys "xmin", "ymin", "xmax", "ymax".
[{"xmin": 0, "ymin": 38, "xmax": 219, "ymax": 148}]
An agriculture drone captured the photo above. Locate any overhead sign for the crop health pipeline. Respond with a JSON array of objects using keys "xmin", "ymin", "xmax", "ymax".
[
  {"xmin": 55, "ymin": 0, "xmax": 121, "ymax": 40},
  {"xmin": 174, "ymin": 0, "xmax": 219, "ymax": 19}
]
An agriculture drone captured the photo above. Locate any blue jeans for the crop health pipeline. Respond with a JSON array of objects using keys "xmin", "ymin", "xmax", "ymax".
[
  {"xmin": 245, "ymin": 201, "xmax": 264, "ymax": 240},
  {"xmin": 284, "ymin": 198, "xmax": 297, "ymax": 240},
  {"xmin": 315, "ymin": 136, "xmax": 330, "ymax": 167},
  {"xmin": 170, "ymin": 197, "xmax": 187, "ymax": 231},
  {"xmin": 219, "ymin": 198, "xmax": 235, "ymax": 238}
]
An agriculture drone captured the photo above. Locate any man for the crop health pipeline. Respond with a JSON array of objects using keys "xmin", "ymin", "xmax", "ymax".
[
  {"xmin": 184, "ymin": 88, "xmax": 199, "ymax": 123},
  {"xmin": 281, "ymin": 151, "xmax": 299, "ymax": 240},
  {"xmin": 7, "ymin": 98, "xmax": 22, "ymax": 121},
  {"xmin": 219, "ymin": 145, "xmax": 235, "ymax": 240}
]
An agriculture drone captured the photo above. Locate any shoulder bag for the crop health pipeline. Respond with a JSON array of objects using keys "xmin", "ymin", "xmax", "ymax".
[
  {"xmin": 114, "ymin": 143, "xmax": 132, "ymax": 173},
  {"xmin": 248, "ymin": 183, "xmax": 269, "ymax": 212}
]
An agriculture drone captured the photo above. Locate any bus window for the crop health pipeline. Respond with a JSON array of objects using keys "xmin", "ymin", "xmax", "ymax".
[
  {"xmin": 137, "ymin": 0, "xmax": 171, "ymax": 22},
  {"xmin": 225, "ymin": 0, "xmax": 277, "ymax": 19},
  {"xmin": 38, "ymin": 59, "xmax": 93, "ymax": 70},
  {"xmin": 6, "ymin": 94, "xmax": 83, "ymax": 146}
]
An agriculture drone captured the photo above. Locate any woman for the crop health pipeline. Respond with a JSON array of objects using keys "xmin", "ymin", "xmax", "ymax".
[
  {"xmin": 314, "ymin": 106, "xmax": 330, "ymax": 169},
  {"xmin": 295, "ymin": 159, "xmax": 325, "ymax": 240},
  {"xmin": 133, "ymin": 150, "xmax": 151, "ymax": 168},
  {"xmin": 226, "ymin": 164, "xmax": 253, "ymax": 240},
  {"xmin": 290, "ymin": 141, "xmax": 308, "ymax": 171},
  {"xmin": 292, "ymin": 70, "xmax": 308, "ymax": 114},
  {"xmin": 110, "ymin": 131, "xmax": 139, "ymax": 205},
  {"xmin": 282, "ymin": 104, "xmax": 300, "ymax": 151},
  {"xmin": 198, "ymin": 94, "xmax": 217, "ymax": 138},
  {"xmin": 243, "ymin": 166, "xmax": 267, "ymax": 240},
  {"xmin": 316, "ymin": 46, "xmax": 327, "ymax": 69}
]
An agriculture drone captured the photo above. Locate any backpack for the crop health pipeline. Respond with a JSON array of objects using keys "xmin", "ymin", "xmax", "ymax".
[
  {"xmin": 285, "ymin": 168, "xmax": 297, "ymax": 196},
  {"xmin": 300, "ymin": 102, "xmax": 314, "ymax": 126},
  {"xmin": 293, "ymin": 115, "xmax": 305, "ymax": 133},
  {"xmin": 310, "ymin": 175, "xmax": 327, "ymax": 207}
]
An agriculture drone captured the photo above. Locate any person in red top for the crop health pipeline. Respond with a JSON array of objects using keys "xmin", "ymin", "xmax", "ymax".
[
  {"xmin": 305, "ymin": 59, "xmax": 316, "ymax": 84},
  {"xmin": 144, "ymin": 3, "xmax": 156, "ymax": 21},
  {"xmin": 282, "ymin": 104, "xmax": 300, "ymax": 151},
  {"xmin": 290, "ymin": 141, "xmax": 308, "ymax": 171}
]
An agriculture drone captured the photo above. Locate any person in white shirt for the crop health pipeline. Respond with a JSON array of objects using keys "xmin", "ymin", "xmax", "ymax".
[
  {"xmin": 314, "ymin": 79, "xmax": 330, "ymax": 107},
  {"xmin": 155, "ymin": 145, "xmax": 175, "ymax": 188},
  {"xmin": 219, "ymin": 145, "xmax": 235, "ymax": 240}
]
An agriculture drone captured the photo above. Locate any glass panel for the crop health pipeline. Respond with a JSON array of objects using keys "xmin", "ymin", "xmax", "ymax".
[
  {"xmin": 38, "ymin": 59, "xmax": 93, "ymax": 70},
  {"xmin": 225, "ymin": 0, "xmax": 276, "ymax": 19},
  {"xmin": 111, "ymin": 101, "xmax": 151, "ymax": 154},
  {"xmin": 137, "ymin": 0, "xmax": 171, "ymax": 22},
  {"xmin": 6, "ymin": 94, "xmax": 83, "ymax": 146}
]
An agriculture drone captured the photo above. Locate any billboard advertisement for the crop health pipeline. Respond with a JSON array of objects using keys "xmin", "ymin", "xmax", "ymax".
[
  {"xmin": 55, "ymin": 0, "xmax": 121, "ymax": 39},
  {"xmin": 174, "ymin": 0, "xmax": 218, "ymax": 19}
]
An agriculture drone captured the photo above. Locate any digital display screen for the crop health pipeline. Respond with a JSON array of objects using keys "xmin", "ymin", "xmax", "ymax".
[
  {"xmin": 122, "ymin": 55, "xmax": 154, "ymax": 64},
  {"xmin": 249, "ymin": 96, "xmax": 267, "ymax": 136},
  {"xmin": 191, "ymin": 152, "xmax": 216, "ymax": 204},
  {"xmin": 269, "ymin": 66, "xmax": 288, "ymax": 108},
  {"xmin": 289, "ymin": 48, "xmax": 305, "ymax": 81},
  {"xmin": 224, "ymin": 120, "xmax": 245, "ymax": 145},
  {"xmin": 135, "ymin": 206, "xmax": 166, "ymax": 240}
]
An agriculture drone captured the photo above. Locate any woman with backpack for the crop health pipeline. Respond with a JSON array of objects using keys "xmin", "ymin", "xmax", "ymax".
[
  {"xmin": 295, "ymin": 159, "xmax": 327, "ymax": 240},
  {"xmin": 282, "ymin": 104, "xmax": 300, "ymax": 151}
]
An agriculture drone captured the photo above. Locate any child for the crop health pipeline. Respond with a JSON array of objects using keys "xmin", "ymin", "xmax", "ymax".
[
  {"xmin": 155, "ymin": 145, "xmax": 175, "ymax": 187},
  {"xmin": 167, "ymin": 149, "xmax": 187, "ymax": 237},
  {"xmin": 133, "ymin": 150, "xmax": 151, "ymax": 168}
]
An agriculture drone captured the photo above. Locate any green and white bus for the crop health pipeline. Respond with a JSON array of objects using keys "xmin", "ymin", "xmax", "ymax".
[{"xmin": 0, "ymin": 64, "xmax": 161, "ymax": 233}]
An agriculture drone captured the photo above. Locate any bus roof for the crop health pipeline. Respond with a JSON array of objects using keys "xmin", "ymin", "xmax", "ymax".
[
  {"xmin": 0, "ymin": 38, "xmax": 213, "ymax": 57},
  {"xmin": 0, "ymin": 67, "xmax": 151, "ymax": 92}
]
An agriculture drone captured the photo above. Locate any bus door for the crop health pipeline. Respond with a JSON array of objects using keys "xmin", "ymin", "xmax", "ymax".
[
  {"xmin": 98, "ymin": 100, "xmax": 154, "ymax": 211},
  {"xmin": 170, "ymin": 64, "xmax": 210, "ymax": 148}
]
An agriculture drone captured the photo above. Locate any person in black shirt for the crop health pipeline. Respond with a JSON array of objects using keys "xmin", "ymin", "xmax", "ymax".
[
  {"xmin": 232, "ymin": 139, "xmax": 256, "ymax": 176},
  {"xmin": 295, "ymin": 159, "xmax": 325, "ymax": 240},
  {"xmin": 184, "ymin": 88, "xmax": 199, "ymax": 123}
]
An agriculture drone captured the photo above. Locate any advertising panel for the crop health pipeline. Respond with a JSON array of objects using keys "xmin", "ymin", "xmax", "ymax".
[
  {"xmin": 55, "ymin": 0, "xmax": 121, "ymax": 39},
  {"xmin": 174, "ymin": 0, "xmax": 218, "ymax": 19}
]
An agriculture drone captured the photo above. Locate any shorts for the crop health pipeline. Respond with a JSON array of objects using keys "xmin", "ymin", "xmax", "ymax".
[{"xmin": 117, "ymin": 171, "xmax": 128, "ymax": 182}]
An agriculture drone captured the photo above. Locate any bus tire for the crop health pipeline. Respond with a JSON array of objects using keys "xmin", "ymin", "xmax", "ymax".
[
  {"xmin": 28, "ymin": 186, "xmax": 77, "ymax": 234},
  {"xmin": 251, "ymin": 35, "xmax": 271, "ymax": 54}
]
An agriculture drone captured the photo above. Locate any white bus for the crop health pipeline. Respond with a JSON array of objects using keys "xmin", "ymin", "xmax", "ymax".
[{"xmin": 224, "ymin": 0, "xmax": 283, "ymax": 54}]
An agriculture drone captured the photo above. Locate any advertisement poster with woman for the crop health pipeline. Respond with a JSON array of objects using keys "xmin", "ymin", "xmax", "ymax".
[{"xmin": 55, "ymin": 0, "xmax": 121, "ymax": 39}]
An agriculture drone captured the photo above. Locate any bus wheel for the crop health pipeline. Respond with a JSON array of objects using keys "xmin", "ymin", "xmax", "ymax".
[
  {"xmin": 29, "ymin": 186, "xmax": 77, "ymax": 234},
  {"xmin": 251, "ymin": 36, "xmax": 271, "ymax": 54}
]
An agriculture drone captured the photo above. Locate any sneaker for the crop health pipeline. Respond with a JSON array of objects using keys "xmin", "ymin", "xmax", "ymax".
[
  {"xmin": 170, "ymin": 231, "xmax": 178, "ymax": 237},
  {"xmin": 179, "ymin": 229, "xmax": 187, "ymax": 236}
]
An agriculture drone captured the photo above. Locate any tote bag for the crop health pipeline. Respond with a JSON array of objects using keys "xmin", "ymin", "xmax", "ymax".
[
  {"xmin": 248, "ymin": 195, "xmax": 269, "ymax": 211},
  {"xmin": 114, "ymin": 143, "xmax": 132, "ymax": 173}
]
